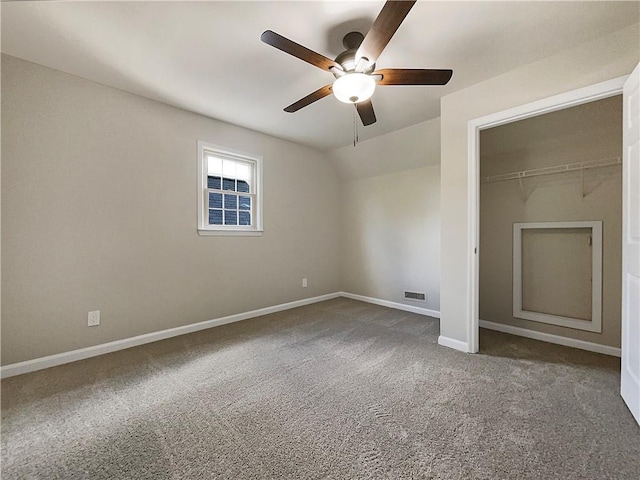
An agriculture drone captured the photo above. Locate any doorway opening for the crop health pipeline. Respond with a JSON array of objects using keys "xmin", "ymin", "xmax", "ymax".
[
  {"xmin": 478, "ymin": 96, "xmax": 622, "ymax": 355},
  {"xmin": 467, "ymin": 76, "xmax": 627, "ymax": 355}
]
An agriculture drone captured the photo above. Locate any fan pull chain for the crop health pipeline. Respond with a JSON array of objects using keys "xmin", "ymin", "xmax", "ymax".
[
  {"xmin": 353, "ymin": 109, "xmax": 359, "ymax": 147},
  {"xmin": 353, "ymin": 109, "xmax": 356, "ymax": 147}
]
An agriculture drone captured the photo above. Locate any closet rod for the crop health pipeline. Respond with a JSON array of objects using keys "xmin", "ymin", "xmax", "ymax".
[{"xmin": 480, "ymin": 156, "xmax": 621, "ymax": 184}]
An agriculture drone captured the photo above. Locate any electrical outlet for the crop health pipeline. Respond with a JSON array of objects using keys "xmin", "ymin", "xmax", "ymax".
[
  {"xmin": 88, "ymin": 310, "xmax": 100, "ymax": 327},
  {"xmin": 302, "ymin": 278, "xmax": 308, "ymax": 288}
]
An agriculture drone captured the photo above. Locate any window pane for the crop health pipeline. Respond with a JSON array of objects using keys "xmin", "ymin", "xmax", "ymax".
[
  {"xmin": 224, "ymin": 210, "xmax": 237, "ymax": 225},
  {"xmin": 222, "ymin": 159, "xmax": 237, "ymax": 178},
  {"xmin": 239, "ymin": 196, "xmax": 251, "ymax": 210},
  {"xmin": 223, "ymin": 177, "xmax": 236, "ymax": 191},
  {"xmin": 207, "ymin": 155, "xmax": 222, "ymax": 175},
  {"xmin": 209, "ymin": 192, "xmax": 223, "ymax": 209},
  {"xmin": 207, "ymin": 176, "xmax": 221, "ymax": 189},
  {"xmin": 209, "ymin": 209, "xmax": 223, "ymax": 225},
  {"xmin": 224, "ymin": 194, "xmax": 237, "ymax": 209},
  {"xmin": 239, "ymin": 211, "xmax": 251, "ymax": 226},
  {"xmin": 236, "ymin": 163, "xmax": 251, "ymax": 181},
  {"xmin": 237, "ymin": 180, "xmax": 250, "ymax": 193}
]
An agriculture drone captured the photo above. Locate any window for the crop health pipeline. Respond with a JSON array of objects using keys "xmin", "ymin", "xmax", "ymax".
[{"xmin": 197, "ymin": 142, "xmax": 262, "ymax": 236}]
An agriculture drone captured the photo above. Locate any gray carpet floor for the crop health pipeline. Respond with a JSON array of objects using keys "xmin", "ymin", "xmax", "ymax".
[{"xmin": 1, "ymin": 297, "xmax": 639, "ymax": 479}]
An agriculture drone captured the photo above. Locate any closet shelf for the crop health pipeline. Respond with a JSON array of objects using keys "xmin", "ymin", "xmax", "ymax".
[
  {"xmin": 480, "ymin": 156, "xmax": 621, "ymax": 184},
  {"xmin": 481, "ymin": 156, "xmax": 621, "ymax": 202}
]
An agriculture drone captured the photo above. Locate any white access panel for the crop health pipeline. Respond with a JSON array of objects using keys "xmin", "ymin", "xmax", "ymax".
[{"xmin": 513, "ymin": 221, "xmax": 603, "ymax": 332}]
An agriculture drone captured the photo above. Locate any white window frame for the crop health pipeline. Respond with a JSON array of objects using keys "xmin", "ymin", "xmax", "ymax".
[
  {"xmin": 197, "ymin": 141, "xmax": 263, "ymax": 236},
  {"xmin": 513, "ymin": 221, "xmax": 603, "ymax": 332}
]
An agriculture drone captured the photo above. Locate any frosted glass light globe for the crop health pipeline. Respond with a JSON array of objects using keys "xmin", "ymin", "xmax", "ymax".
[{"xmin": 332, "ymin": 73, "xmax": 376, "ymax": 104}]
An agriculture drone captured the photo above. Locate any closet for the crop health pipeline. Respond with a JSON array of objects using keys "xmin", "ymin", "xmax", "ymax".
[{"xmin": 478, "ymin": 95, "xmax": 623, "ymax": 352}]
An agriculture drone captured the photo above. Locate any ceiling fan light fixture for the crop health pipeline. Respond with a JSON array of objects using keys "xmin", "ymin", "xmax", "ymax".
[{"xmin": 332, "ymin": 73, "xmax": 376, "ymax": 104}]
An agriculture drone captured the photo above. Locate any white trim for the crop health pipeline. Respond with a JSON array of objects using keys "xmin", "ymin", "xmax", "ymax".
[
  {"xmin": 469, "ymin": 76, "xmax": 627, "ymax": 132},
  {"xmin": 479, "ymin": 319, "xmax": 621, "ymax": 357},
  {"xmin": 513, "ymin": 221, "xmax": 603, "ymax": 332},
  {"xmin": 438, "ymin": 335, "xmax": 470, "ymax": 353},
  {"xmin": 198, "ymin": 229, "xmax": 263, "ymax": 237},
  {"xmin": 467, "ymin": 75, "xmax": 627, "ymax": 355},
  {"xmin": 0, "ymin": 293, "xmax": 341, "ymax": 379},
  {"xmin": 339, "ymin": 292, "xmax": 441, "ymax": 318},
  {"xmin": 468, "ymin": 118, "xmax": 481, "ymax": 354}
]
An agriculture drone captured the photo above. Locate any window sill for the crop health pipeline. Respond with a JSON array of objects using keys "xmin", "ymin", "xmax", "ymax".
[{"xmin": 198, "ymin": 228, "xmax": 263, "ymax": 237}]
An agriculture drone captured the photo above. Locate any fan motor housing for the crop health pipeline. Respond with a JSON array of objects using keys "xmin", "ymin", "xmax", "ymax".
[{"xmin": 334, "ymin": 31, "xmax": 375, "ymax": 75}]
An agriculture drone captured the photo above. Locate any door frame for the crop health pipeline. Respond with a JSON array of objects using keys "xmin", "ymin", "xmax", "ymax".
[{"xmin": 467, "ymin": 76, "xmax": 628, "ymax": 353}]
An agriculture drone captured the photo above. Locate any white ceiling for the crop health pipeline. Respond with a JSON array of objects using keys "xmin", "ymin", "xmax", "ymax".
[{"xmin": 2, "ymin": 1, "xmax": 638, "ymax": 151}]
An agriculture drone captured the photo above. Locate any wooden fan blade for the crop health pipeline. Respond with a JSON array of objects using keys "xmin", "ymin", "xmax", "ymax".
[
  {"xmin": 261, "ymin": 30, "xmax": 341, "ymax": 72},
  {"xmin": 374, "ymin": 68, "xmax": 453, "ymax": 86},
  {"xmin": 284, "ymin": 84, "xmax": 333, "ymax": 113},
  {"xmin": 356, "ymin": 100, "xmax": 377, "ymax": 126},
  {"xmin": 356, "ymin": 1, "xmax": 416, "ymax": 65}
]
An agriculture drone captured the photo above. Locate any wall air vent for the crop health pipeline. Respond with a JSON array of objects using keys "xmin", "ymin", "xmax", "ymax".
[{"xmin": 404, "ymin": 291, "xmax": 426, "ymax": 302}]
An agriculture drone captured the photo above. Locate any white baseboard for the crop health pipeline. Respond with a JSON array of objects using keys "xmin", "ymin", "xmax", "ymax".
[
  {"xmin": 438, "ymin": 335, "xmax": 470, "ymax": 353},
  {"xmin": 0, "ymin": 292, "xmax": 341, "ymax": 379},
  {"xmin": 1, "ymin": 292, "xmax": 442, "ymax": 379},
  {"xmin": 340, "ymin": 292, "xmax": 441, "ymax": 318},
  {"xmin": 479, "ymin": 319, "xmax": 621, "ymax": 357}
]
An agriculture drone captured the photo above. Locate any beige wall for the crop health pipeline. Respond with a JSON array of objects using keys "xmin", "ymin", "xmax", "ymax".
[
  {"xmin": 440, "ymin": 24, "xmax": 639, "ymax": 347},
  {"xmin": 340, "ymin": 166, "xmax": 441, "ymax": 313},
  {"xmin": 1, "ymin": 55, "xmax": 341, "ymax": 365},
  {"xmin": 479, "ymin": 96, "xmax": 622, "ymax": 347},
  {"xmin": 331, "ymin": 117, "xmax": 440, "ymax": 180}
]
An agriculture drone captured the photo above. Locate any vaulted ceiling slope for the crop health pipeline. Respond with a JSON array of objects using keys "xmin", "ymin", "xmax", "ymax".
[{"xmin": 2, "ymin": 1, "xmax": 638, "ymax": 151}]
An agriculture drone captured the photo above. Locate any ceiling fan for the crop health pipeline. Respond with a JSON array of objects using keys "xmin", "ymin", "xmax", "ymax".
[{"xmin": 261, "ymin": 0, "xmax": 453, "ymax": 127}]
